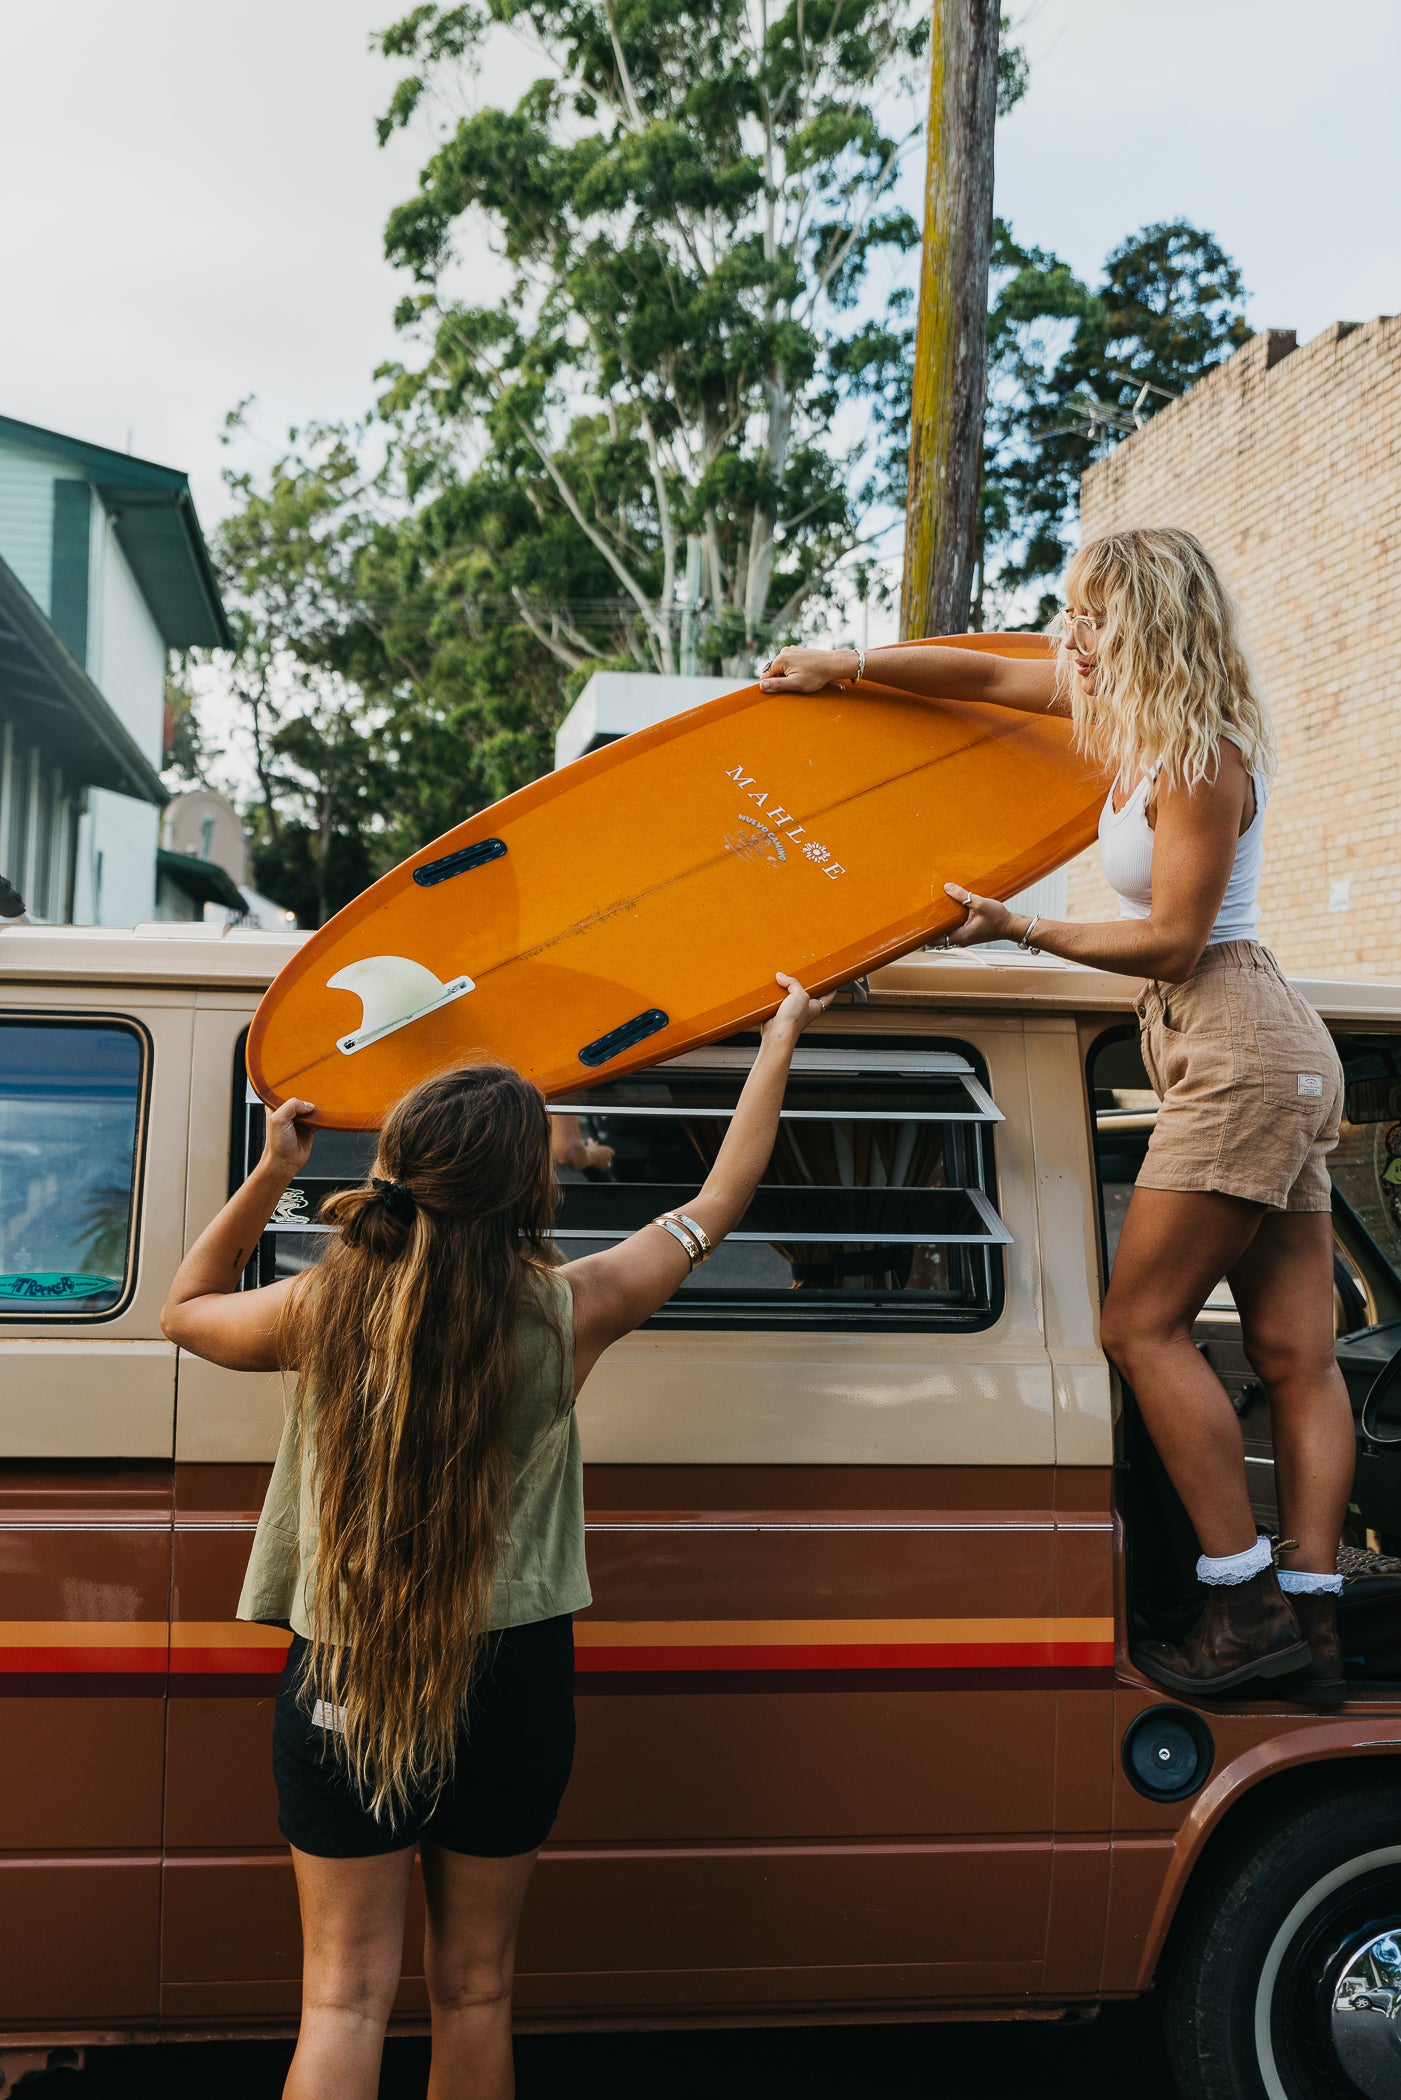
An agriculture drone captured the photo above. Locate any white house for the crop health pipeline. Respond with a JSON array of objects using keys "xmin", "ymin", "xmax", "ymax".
[{"xmin": 0, "ymin": 414, "xmax": 230, "ymax": 923}]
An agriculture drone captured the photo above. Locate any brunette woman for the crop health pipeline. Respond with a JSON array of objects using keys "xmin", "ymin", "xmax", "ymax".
[
  {"xmin": 761, "ymin": 527, "xmax": 1352, "ymax": 1702},
  {"xmin": 161, "ymin": 972, "xmax": 826, "ymax": 2100}
]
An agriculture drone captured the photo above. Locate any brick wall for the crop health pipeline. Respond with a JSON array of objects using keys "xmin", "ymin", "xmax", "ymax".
[{"xmin": 1062, "ymin": 318, "xmax": 1401, "ymax": 978}]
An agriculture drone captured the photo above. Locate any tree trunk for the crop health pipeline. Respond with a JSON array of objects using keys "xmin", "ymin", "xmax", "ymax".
[{"xmin": 900, "ymin": 0, "xmax": 999, "ymax": 640}]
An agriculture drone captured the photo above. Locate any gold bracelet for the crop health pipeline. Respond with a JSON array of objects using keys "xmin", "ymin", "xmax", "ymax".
[
  {"xmin": 653, "ymin": 1214, "xmax": 701, "ymax": 1267},
  {"xmin": 671, "ymin": 1210, "xmax": 713, "ymax": 1261},
  {"xmin": 650, "ymin": 1209, "xmax": 713, "ymax": 1270}
]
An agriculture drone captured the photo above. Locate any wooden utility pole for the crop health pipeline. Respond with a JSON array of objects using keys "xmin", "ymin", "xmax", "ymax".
[{"xmin": 900, "ymin": 0, "xmax": 1000, "ymax": 639}]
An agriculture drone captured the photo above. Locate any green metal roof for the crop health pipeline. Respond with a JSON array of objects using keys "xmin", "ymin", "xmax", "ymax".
[
  {"xmin": 156, "ymin": 847, "xmax": 246, "ymax": 914},
  {"xmin": 0, "ymin": 413, "xmax": 232, "ymax": 649},
  {"xmin": 0, "ymin": 552, "xmax": 167, "ymax": 804}
]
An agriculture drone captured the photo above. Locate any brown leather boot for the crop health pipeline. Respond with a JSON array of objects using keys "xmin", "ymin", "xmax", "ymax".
[
  {"xmin": 1133, "ymin": 1567, "xmax": 1310, "ymax": 1696},
  {"xmin": 1281, "ymin": 1592, "xmax": 1347, "ymax": 1704}
]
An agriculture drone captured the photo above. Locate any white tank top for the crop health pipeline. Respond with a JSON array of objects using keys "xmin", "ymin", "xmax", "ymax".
[{"xmin": 1098, "ymin": 733, "xmax": 1266, "ymax": 946}]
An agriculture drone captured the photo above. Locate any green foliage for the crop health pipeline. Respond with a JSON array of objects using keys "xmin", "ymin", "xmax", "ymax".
[
  {"xmin": 162, "ymin": 659, "xmax": 215, "ymax": 785},
  {"xmin": 205, "ymin": 0, "xmax": 969, "ymax": 920},
  {"xmin": 73, "ymin": 1180, "xmax": 132, "ymax": 1279},
  {"xmin": 996, "ymin": 19, "xmax": 1029, "ymax": 115},
  {"xmin": 202, "ymin": 10, "xmax": 1246, "ymax": 928},
  {"xmin": 977, "ymin": 218, "xmax": 1251, "ymax": 627},
  {"xmin": 371, "ymin": 0, "xmax": 931, "ymax": 675},
  {"xmin": 210, "ymin": 405, "xmax": 571, "ymax": 923}
]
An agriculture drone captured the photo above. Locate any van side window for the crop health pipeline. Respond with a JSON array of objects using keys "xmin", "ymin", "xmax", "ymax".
[
  {"xmin": 1092, "ymin": 1025, "xmax": 1401, "ymax": 1324},
  {"xmin": 236, "ymin": 1039, "xmax": 1007, "ymax": 1331},
  {"xmin": 550, "ymin": 1042, "xmax": 1007, "ymax": 1329},
  {"xmin": 234, "ymin": 1100, "xmax": 376, "ymax": 1289},
  {"xmin": 1328, "ymin": 1034, "xmax": 1401, "ymax": 1304},
  {"xmin": 0, "ymin": 1018, "xmax": 147, "ymax": 1318}
]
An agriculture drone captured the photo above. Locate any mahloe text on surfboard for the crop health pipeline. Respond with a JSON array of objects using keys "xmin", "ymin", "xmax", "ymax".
[{"xmin": 724, "ymin": 764, "xmax": 847, "ymax": 878}]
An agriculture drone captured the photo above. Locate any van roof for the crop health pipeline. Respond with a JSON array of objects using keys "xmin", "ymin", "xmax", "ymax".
[{"xmin": 2, "ymin": 921, "xmax": 1399, "ymax": 1024}]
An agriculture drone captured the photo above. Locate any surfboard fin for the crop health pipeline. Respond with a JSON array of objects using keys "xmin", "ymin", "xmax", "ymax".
[{"xmin": 329, "ymin": 955, "xmax": 476, "ymax": 1056}]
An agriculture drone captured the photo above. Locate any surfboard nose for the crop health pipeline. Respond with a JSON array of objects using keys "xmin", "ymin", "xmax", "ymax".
[{"xmin": 328, "ymin": 955, "xmax": 476, "ymax": 1056}]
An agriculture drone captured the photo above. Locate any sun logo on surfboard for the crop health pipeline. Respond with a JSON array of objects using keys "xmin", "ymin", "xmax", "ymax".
[
  {"xmin": 725, "ymin": 813, "xmax": 788, "ymax": 866},
  {"xmin": 722, "ymin": 763, "xmax": 847, "ymax": 879}
]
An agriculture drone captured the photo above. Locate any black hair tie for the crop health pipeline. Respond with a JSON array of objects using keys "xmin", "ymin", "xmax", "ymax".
[{"xmin": 372, "ymin": 1177, "xmax": 417, "ymax": 1224}]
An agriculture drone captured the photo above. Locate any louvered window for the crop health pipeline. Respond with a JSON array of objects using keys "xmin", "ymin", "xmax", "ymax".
[{"xmin": 236, "ymin": 1037, "xmax": 1006, "ymax": 1331}]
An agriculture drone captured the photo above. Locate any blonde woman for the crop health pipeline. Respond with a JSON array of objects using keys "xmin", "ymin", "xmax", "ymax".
[
  {"xmin": 160, "ymin": 973, "xmax": 826, "ymax": 2100},
  {"xmin": 761, "ymin": 527, "xmax": 1352, "ymax": 1701}
]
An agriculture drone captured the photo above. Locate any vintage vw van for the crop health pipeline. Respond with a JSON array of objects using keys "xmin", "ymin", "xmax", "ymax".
[{"xmin": 5, "ymin": 920, "xmax": 1401, "ymax": 2100}]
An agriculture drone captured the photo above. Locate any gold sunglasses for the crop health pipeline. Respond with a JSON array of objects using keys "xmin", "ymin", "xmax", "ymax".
[{"xmin": 1060, "ymin": 608, "xmax": 1105, "ymax": 652}]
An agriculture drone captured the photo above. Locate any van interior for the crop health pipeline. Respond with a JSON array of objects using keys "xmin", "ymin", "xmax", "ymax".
[
  {"xmin": 232, "ymin": 1013, "xmax": 1401, "ymax": 1695},
  {"xmin": 1091, "ymin": 1026, "xmax": 1401, "ymax": 1691}
]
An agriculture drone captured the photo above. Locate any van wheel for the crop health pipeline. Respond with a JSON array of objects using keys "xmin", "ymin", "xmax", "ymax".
[{"xmin": 1162, "ymin": 1781, "xmax": 1401, "ymax": 2099}]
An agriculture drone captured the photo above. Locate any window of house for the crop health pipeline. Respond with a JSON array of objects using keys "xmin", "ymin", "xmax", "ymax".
[
  {"xmin": 0, "ymin": 1017, "xmax": 147, "ymax": 1317},
  {"xmin": 238, "ymin": 1037, "xmax": 1008, "ymax": 1331}
]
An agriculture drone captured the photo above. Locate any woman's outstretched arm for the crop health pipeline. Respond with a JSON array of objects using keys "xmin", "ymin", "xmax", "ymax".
[
  {"xmin": 759, "ymin": 640, "xmax": 1066, "ymax": 717},
  {"xmin": 161, "ymin": 1096, "xmax": 315, "ymax": 1370},
  {"xmin": 946, "ymin": 745, "xmax": 1254, "ymax": 983},
  {"xmin": 563, "ymin": 974, "xmax": 828, "ymax": 1391}
]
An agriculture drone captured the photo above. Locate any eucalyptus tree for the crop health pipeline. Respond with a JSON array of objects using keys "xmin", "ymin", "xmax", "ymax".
[{"xmin": 375, "ymin": 0, "xmax": 934, "ymax": 675}]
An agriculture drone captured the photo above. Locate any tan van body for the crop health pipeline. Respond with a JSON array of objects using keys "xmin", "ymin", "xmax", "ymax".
[{"xmin": 3, "ymin": 925, "xmax": 1400, "ymax": 2052}]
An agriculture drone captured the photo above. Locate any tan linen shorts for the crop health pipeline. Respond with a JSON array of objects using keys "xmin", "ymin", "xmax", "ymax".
[{"xmin": 1136, "ymin": 941, "xmax": 1343, "ymax": 1212}]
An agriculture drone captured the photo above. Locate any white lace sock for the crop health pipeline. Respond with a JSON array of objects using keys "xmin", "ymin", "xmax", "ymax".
[
  {"xmin": 1278, "ymin": 1568, "xmax": 1343, "ymax": 1597},
  {"xmin": 1196, "ymin": 1536, "xmax": 1273, "ymax": 1586}
]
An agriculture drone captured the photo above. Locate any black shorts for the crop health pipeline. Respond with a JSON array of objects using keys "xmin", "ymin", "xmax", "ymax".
[{"xmin": 272, "ymin": 1614, "xmax": 576, "ymax": 1859}]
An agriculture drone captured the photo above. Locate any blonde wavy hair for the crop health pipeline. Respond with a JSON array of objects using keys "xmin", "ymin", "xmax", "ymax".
[{"xmin": 1053, "ymin": 526, "xmax": 1275, "ymax": 795}]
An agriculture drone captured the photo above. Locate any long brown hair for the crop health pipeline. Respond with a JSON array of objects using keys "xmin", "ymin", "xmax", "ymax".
[{"xmin": 279, "ymin": 1064, "xmax": 560, "ymax": 1824}]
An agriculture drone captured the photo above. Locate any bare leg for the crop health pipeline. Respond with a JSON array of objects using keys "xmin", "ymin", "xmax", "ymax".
[
  {"xmin": 420, "ymin": 1843, "xmax": 540, "ymax": 2100},
  {"xmin": 1227, "ymin": 1210, "xmax": 1355, "ymax": 1573},
  {"xmin": 283, "ymin": 1843, "xmax": 417, "ymax": 2100},
  {"xmin": 1101, "ymin": 1185, "xmax": 1268, "ymax": 1557}
]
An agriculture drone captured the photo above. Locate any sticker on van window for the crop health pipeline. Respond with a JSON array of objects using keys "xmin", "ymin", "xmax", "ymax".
[{"xmin": 0, "ymin": 1272, "xmax": 120, "ymax": 1301}]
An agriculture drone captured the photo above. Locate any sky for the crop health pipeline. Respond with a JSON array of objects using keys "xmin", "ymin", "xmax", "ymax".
[
  {"xmin": 996, "ymin": 0, "xmax": 1400, "ymax": 340},
  {"xmin": 1, "ymin": 0, "xmax": 1398, "ymax": 541}
]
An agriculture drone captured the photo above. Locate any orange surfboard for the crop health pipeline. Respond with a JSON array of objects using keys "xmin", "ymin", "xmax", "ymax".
[{"xmin": 248, "ymin": 635, "xmax": 1103, "ymax": 1129}]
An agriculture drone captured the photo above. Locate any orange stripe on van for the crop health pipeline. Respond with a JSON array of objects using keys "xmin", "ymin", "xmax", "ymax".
[
  {"xmin": 573, "ymin": 1617, "xmax": 1116, "ymax": 1673},
  {"xmin": 169, "ymin": 1623, "xmax": 294, "ymax": 1675},
  {"xmin": 575, "ymin": 1617, "xmax": 1111, "ymax": 1648},
  {"xmin": 0, "ymin": 1617, "xmax": 1116, "ymax": 1680},
  {"xmin": 0, "ymin": 1621, "xmax": 290, "ymax": 1678},
  {"xmin": 0, "ymin": 1621, "xmax": 167, "ymax": 1675}
]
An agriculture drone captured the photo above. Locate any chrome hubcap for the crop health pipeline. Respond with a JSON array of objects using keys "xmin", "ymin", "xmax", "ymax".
[{"xmin": 1331, "ymin": 1931, "xmax": 1401, "ymax": 2098}]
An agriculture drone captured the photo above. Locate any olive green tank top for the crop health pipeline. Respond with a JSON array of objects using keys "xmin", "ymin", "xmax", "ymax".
[{"xmin": 236, "ymin": 1265, "xmax": 591, "ymax": 1637}]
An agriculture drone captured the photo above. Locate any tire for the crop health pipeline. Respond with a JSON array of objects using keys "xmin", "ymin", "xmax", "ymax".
[{"xmin": 1162, "ymin": 1778, "xmax": 1401, "ymax": 2099}]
